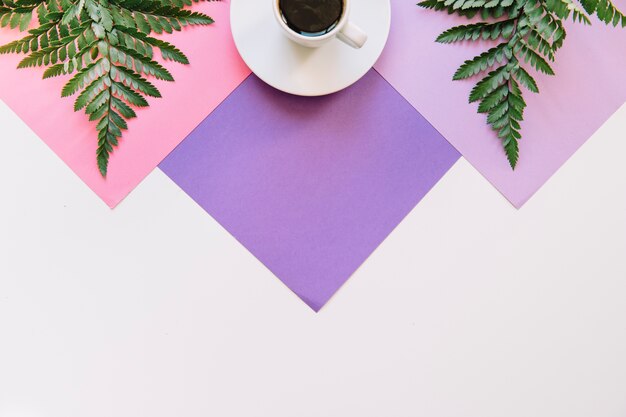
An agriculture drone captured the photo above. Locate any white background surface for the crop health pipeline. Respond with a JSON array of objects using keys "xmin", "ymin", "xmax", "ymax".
[{"xmin": 0, "ymin": 99, "xmax": 625, "ymax": 417}]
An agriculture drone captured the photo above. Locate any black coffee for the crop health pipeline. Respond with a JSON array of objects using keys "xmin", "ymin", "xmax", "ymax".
[{"xmin": 279, "ymin": 0, "xmax": 343, "ymax": 36}]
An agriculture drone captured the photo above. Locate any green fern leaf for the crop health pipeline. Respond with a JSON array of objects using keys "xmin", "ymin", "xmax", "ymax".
[
  {"xmin": 74, "ymin": 75, "xmax": 107, "ymax": 110},
  {"xmin": 513, "ymin": 66, "xmax": 539, "ymax": 93},
  {"xmin": 111, "ymin": 81, "xmax": 149, "ymax": 107},
  {"xmin": 469, "ymin": 65, "xmax": 509, "ymax": 103},
  {"xmin": 453, "ymin": 43, "xmax": 507, "ymax": 80},
  {"xmin": 0, "ymin": 0, "xmax": 213, "ymax": 176},
  {"xmin": 515, "ymin": 40, "xmax": 555, "ymax": 74},
  {"xmin": 61, "ymin": 60, "xmax": 101, "ymax": 97},
  {"xmin": 111, "ymin": 96, "xmax": 137, "ymax": 119},
  {"xmin": 110, "ymin": 64, "xmax": 162, "ymax": 97},
  {"xmin": 146, "ymin": 37, "xmax": 188, "ymax": 63},
  {"xmin": 42, "ymin": 62, "xmax": 66, "ymax": 78},
  {"xmin": 112, "ymin": 44, "xmax": 174, "ymax": 80},
  {"xmin": 477, "ymin": 84, "xmax": 509, "ymax": 113}
]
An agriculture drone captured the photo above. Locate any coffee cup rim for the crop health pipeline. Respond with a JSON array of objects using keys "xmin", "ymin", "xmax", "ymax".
[{"xmin": 273, "ymin": 0, "xmax": 350, "ymax": 41}]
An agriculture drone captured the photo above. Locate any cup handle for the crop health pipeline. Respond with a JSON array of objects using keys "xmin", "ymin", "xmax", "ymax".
[{"xmin": 337, "ymin": 21, "xmax": 368, "ymax": 49}]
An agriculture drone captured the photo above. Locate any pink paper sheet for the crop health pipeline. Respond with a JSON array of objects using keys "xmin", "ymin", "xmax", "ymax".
[
  {"xmin": 0, "ymin": 2, "xmax": 250, "ymax": 207},
  {"xmin": 375, "ymin": 0, "xmax": 626, "ymax": 207}
]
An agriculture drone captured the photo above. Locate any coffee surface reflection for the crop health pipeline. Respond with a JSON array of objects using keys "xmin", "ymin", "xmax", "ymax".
[{"xmin": 279, "ymin": 0, "xmax": 344, "ymax": 36}]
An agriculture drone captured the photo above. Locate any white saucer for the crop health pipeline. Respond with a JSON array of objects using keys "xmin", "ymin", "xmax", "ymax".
[{"xmin": 230, "ymin": 0, "xmax": 391, "ymax": 96}]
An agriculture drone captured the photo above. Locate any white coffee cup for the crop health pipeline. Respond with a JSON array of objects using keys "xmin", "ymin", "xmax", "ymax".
[{"xmin": 273, "ymin": 0, "xmax": 368, "ymax": 49}]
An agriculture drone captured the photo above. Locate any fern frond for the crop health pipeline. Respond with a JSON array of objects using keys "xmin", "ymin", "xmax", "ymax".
[
  {"xmin": 423, "ymin": 0, "xmax": 624, "ymax": 170},
  {"xmin": 113, "ymin": 0, "xmax": 213, "ymax": 34},
  {"xmin": 514, "ymin": 40, "xmax": 555, "ymax": 74},
  {"xmin": 111, "ymin": 44, "xmax": 174, "ymax": 80},
  {"xmin": 559, "ymin": 0, "xmax": 593, "ymax": 23},
  {"xmin": 110, "ymin": 64, "xmax": 161, "ymax": 97},
  {"xmin": 513, "ymin": 65, "xmax": 539, "ymax": 93},
  {"xmin": 0, "ymin": 0, "xmax": 213, "ymax": 176},
  {"xmin": 453, "ymin": 43, "xmax": 508, "ymax": 79},
  {"xmin": 527, "ymin": 29, "xmax": 556, "ymax": 60},
  {"xmin": 111, "ymin": 80, "xmax": 150, "ymax": 106},
  {"xmin": 61, "ymin": 59, "xmax": 102, "ymax": 97},
  {"xmin": 436, "ymin": 20, "xmax": 515, "ymax": 43},
  {"xmin": 0, "ymin": 5, "xmax": 35, "ymax": 30},
  {"xmin": 469, "ymin": 64, "xmax": 510, "ymax": 103},
  {"xmin": 42, "ymin": 62, "xmax": 66, "ymax": 77},
  {"xmin": 579, "ymin": 0, "xmax": 626, "ymax": 26}
]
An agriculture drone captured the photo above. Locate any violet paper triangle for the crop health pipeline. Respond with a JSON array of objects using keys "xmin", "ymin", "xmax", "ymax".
[{"xmin": 160, "ymin": 71, "xmax": 459, "ymax": 310}]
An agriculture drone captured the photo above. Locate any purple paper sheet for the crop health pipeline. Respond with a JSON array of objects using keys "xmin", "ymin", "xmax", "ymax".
[
  {"xmin": 160, "ymin": 70, "xmax": 459, "ymax": 311},
  {"xmin": 374, "ymin": 0, "xmax": 626, "ymax": 207}
]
